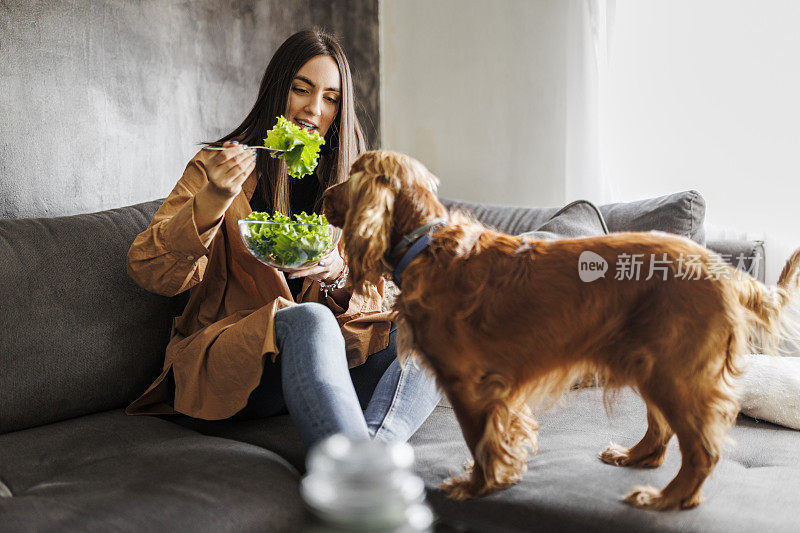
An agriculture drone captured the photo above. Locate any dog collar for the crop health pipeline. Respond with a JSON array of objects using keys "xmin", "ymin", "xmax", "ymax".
[
  {"xmin": 390, "ymin": 217, "xmax": 448, "ymax": 259},
  {"xmin": 391, "ymin": 219, "xmax": 447, "ymax": 288}
]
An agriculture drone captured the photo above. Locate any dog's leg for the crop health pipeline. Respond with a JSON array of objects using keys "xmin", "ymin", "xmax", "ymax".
[
  {"xmin": 624, "ymin": 379, "xmax": 735, "ymax": 510},
  {"xmin": 440, "ymin": 381, "xmax": 537, "ymax": 500},
  {"xmin": 600, "ymin": 404, "xmax": 673, "ymax": 467},
  {"xmin": 474, "ymin": 400, "xmax": 537, "ymax": 489},
  {"xmin": 440, "ymin": 392, "xmax": 492, "ymax": 500}
]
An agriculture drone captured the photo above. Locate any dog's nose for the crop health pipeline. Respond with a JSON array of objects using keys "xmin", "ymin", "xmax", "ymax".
[
  {"xmin": 321, "ymin": 189, "xmax": 332, "ymax": 216},
  {"xmin": 321, "ymin": 185, "xmax": 335, "ymax": 203}
]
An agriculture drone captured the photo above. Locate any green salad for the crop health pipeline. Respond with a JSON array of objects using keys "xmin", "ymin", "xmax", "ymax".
[
  {"xmin": 243, "ymin": 211, "xmax": 334, "ymax": 268},
  {"xmin": 264, "ymin": 116, "xmax": 325, "ymax": 179}
]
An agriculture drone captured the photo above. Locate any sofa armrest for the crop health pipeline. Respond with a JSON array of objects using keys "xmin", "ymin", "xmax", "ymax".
[{"xmin": 706, "ymin": 239, "xmax": 765, "ymax": 283}]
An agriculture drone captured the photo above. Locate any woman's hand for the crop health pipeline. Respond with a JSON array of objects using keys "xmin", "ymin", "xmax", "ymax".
[
  {"xmin": 205, "ymin": 141, "xmax": 256, "ymax": 199},
  {"xmin": 283, "ymin": 248, "xmax": 346, "ymax": 284},
  {"xmin": 195, "ymin": 141, "xmax": 256, "ymax": 234}
]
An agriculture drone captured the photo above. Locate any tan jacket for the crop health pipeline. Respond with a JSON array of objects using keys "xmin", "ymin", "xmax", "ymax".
[{"xmin": 124, "ymin": 149, "xmax": 391, "ymax": 420}]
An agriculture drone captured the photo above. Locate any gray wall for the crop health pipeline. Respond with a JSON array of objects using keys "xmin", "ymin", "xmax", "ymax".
[{"xmin": 0, "ymin": 0, "xmax": 380, "ymax": 219}]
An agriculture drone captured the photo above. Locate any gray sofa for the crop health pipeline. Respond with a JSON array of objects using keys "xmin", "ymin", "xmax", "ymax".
[{"xmin": 1, "ymin": 190, "xmax": 795, "ymax": 532}]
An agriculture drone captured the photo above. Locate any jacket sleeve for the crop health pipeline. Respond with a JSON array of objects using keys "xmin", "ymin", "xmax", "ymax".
[{"xmin": 127, "ymin": 153, "xmax": 225, "ymax": 297}]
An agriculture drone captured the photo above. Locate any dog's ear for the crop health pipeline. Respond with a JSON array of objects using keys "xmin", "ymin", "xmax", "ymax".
[{"xmin": 343, "ymin": 173, "xmax": 395, "ymax": 293}]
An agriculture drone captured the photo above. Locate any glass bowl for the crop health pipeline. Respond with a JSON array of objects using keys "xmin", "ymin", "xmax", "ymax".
[{"xmin": 238, "ymin": 219, "xmax": 341, "ymax": 270}]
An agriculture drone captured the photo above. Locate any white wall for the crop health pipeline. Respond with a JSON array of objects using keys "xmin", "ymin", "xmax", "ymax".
[
  {"xmin": 381, "ymin": 0, "xmax": 569, "ymax": 207},
  {"xmin": 606, "ymin": 0, "xmax": 800, "ymax": 281}
]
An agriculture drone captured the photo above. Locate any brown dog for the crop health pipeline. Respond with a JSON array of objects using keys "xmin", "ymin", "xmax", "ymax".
[{"xmin": 322, "ymin": 149, "xmax": 800, "ymax": 510}]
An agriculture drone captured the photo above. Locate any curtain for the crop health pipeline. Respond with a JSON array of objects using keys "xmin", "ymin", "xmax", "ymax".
[{"xmin": 564, "ymin": 0, "xmax": 616, "ymax": 204}]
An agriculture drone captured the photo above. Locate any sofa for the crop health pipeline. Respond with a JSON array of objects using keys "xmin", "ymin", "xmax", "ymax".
[{"xmin": 2, "ymin": 190, "xmax": 797, "ymax": 532}]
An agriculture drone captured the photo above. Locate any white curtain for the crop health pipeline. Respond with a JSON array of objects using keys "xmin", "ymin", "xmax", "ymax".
[{"xmin": 564, "ymin": 0, "xmax": 616, "ymax": 204}]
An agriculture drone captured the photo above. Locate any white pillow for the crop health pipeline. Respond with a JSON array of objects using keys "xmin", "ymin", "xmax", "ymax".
[{"xmin": 737, "ymin": 353, "xmax": 800, "ymax": 430}]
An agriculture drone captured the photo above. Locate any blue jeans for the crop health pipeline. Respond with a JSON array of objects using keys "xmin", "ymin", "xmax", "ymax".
[{"xmin": 233, "ymin": 303, "xmax": 441, "ymax": 447}]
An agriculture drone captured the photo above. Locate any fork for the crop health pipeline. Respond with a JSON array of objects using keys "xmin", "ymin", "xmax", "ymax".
[{"xmin": 202, "ymin": 145, "xmax": 288, "ymax": 153}]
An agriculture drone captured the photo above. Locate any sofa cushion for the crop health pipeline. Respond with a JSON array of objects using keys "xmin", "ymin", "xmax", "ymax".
[
  {"xmin": 0, "ymin": 409, "xmax": 304, "ymax": 532},
  {"xmin": 163, "ymin": 413, "xmax": 308, "ymax": 474},
  {"xmin": 410, "ymin": 388, "xmax": 800, "ymax": 532},
  {"xmin": 0, "ymin": 200, "xmax": 188, "ymax": 435},
  {"xmin": 441, "ymin": 190, "xmax": 706, "ymax": 244}
]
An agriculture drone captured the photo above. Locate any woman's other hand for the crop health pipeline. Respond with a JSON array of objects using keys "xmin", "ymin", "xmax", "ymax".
[
  {"xmin": 195, "ymin": 141, "xmax": 256, "ymax": 233},
  {"xmin": 284, "ymin": 248, "xmax": 346, "ymax": 284}
]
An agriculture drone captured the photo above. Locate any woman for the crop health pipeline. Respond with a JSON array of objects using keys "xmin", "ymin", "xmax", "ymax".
[{"xmin": 125, "ymin": 29, "xmax": 440, "ymax": 446}]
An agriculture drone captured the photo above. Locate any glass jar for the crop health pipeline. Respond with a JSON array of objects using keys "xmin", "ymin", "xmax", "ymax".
[{"xmin": 301, "ymin": 434, "xmax": 434, "ymax": 532}]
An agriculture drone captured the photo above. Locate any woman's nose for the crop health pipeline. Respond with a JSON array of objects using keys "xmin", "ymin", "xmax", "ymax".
[{"xmin": 305, "ymin": 94, "xmax": 323, "ymax": 116}]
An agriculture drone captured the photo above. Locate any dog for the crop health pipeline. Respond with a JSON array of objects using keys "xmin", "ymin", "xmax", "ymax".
[{"xmin": 322, "ymin": 149, "xmax": 800, "ymax": 510}]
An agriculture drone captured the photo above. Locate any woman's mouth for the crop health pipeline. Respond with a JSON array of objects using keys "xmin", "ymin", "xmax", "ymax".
[{"xmin": 294, "ymin": 118, "xmax": 319, "ymax": 132}]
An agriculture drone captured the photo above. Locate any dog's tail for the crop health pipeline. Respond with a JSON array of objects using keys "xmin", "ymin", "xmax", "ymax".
[{"xmin": 734, "ymin": 247, "xmax": 800, "ymax": 355}]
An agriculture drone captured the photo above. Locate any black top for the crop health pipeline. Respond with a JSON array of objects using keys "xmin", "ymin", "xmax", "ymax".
[
  {"xmin": 289, "ymin": 173, "xmax": 322, "ymax": 216},
  {"xmin": 249, "ymin": 173, "xmax": 322, "ymax": 216},
  {"xmin": 249, "ymin": 179, "xmax": 269, "ymax": 214},
  {"xmin": 249, "ymin": 174, "xmax": 323, "ymax": 299}
]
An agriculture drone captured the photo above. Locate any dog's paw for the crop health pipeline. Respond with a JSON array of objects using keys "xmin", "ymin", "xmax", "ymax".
[
  {"xmin": 679, "ymin": 493, "xmax": 703, "ymax": 509},
  {"xmin": 440, "ymin": 474, "xmax": 478, "ymax": 501},
  {"xmin": 599, "ymin": 442, "xmax": 630, "ymax": 466},
  {"xmin": 624, "ymin": 485, "xmax": 664, "ymax": 509},
  {"xmin": 461, "ymin": 459, "xmax": 475, "ymax": 474},
  {"xmin": 624, "ymin": 485, "xmax": 701, "ymax": 510},
  {"xmin": 600, "ymin": 441, "xmax": 667, "ymax": 468}
]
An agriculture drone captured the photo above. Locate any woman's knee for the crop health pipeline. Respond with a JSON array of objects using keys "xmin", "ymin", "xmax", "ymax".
[
  {"xmin": 276, "ymin": 302, "xmax": 336, "ymax": 329},
  {"xmin": 275, "ymin": 302, "xmax": 344, "ymax": 351}
]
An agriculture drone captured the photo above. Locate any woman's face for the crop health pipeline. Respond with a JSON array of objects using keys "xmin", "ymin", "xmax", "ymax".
[{"xmin": 286, "ymin": 55, "xmax": 341, "ymax": 138}]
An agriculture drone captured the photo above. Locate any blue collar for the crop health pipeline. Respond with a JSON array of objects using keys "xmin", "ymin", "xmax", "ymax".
[
  {"xmin": 389, "ymin": 217, "xmax": 448, "ymax": 259},
  {"xmin": 392, "ymin": 233, "xmax": 433, "ymax": 288},
  {"xmin": 391, "ymin": 219, "xmax": 447, "ymax": 287}
]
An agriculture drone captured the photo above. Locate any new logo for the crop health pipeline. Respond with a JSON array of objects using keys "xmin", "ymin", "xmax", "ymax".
[{"xmin": 578, "ymin": 251, "xmax": 608, "ymax": 282}]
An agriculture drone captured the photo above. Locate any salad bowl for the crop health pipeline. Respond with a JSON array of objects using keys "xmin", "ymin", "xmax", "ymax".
[{"xmin": 238, "ymin": 219, "xmax": 341, "ymax": 270}]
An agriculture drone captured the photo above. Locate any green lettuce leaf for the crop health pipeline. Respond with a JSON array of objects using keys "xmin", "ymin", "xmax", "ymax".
[
  {"xmin": 263, "ymin": 116, "xmax": 325, "ymax": 179},
  {"xmin": 244, "ymin": 211, "xmax": 333, "ymax": 268}
]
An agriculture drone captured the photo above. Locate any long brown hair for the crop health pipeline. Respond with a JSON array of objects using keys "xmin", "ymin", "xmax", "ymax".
[{"xmin": 206, "ymin": 28, "xmax": 366, "ymax": 214}]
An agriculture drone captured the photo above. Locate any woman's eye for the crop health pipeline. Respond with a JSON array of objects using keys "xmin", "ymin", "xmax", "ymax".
[
  {"xmin": 325, "ymin": 97, "xmax": 340, "ymax": 104},
  {"xmin": 292, "ymin": 87, "xmax": 308, "ymax": 94}
]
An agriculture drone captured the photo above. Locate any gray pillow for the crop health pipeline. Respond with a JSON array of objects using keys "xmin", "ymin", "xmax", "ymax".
[
  {"xmin": 599, "ymin": 190, "xmax": 705, "ymax": 245},
  {"xmin": 440, "ymin": 190, "xmax": 706, "ymax": 244},
  {"xmin": 518, "ymin": 200, "xmax": 608, "ymax": 241}
]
